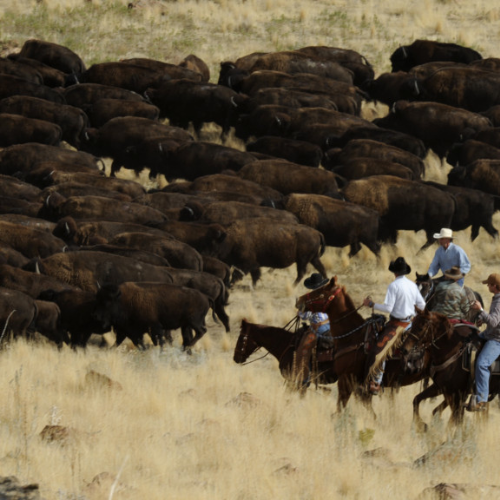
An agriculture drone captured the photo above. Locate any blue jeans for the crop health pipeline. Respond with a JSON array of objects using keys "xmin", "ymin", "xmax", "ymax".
[{"xmin": 476, "ymin": 339, "xmax": 500, "ymax": 403}]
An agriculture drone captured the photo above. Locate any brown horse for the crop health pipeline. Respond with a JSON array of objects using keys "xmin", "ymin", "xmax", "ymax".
[
  {"xmin": 294, "ymin": 276, "xmax": 428, "ymax": 411},
  {"xmin": 400, "ymin": 307, "xmax": 498, "ymax": 428},
  {"xmin": 234, "ymin": 319, "xmax": 338, "ymax": 388}
]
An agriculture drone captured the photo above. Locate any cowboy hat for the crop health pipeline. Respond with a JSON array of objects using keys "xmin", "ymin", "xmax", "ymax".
[
  {"xmin": 388, "ymin": 257, "xmax": 411, "ymax": 275},
  {"xmin": 444, "ymin": 266, "xmax": 463, "ymax": 281},
  {"xmin": 303, "ymin": 273, "xmax": 329, "ymax": 289},
  {"xmin": 433, "ymin": 228, "xmax": 453, "ymax": 239},
  {"xmin": 482, "ymin": 273, "xmax": 500, "ymax": 288}
]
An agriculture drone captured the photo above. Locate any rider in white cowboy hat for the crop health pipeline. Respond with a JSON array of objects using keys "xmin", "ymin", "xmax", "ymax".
[
  {"xmin": 427, "ymin": 228, "xmax": 471, "ymax": 287},
  {"xmin": 295, "ymin": 273, "xmax": 332, "ymax": 388}
]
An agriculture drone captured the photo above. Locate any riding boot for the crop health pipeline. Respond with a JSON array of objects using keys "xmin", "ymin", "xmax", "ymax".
[{"xmin": 295, "ymin": 329, "xmax": 317, "ymax": 388}]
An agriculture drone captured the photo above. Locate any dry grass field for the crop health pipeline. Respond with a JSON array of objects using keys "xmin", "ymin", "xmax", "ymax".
[{"xmin": 1, "ymin": 1, "xmax": 500, "ymax": 499}]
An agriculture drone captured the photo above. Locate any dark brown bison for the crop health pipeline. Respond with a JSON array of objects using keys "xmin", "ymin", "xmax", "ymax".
[
  {"xmin": 120, "ymin": 57, "xmax": 203, "ymax": 81},
  {"xmin": 150, "ymin": 221, "xmax": 228, "ymax": 256},
  {"xmin": 165, "ymin": 268, "xmax": 230, "ymax": 332},
  {"xmin": 213, "ymin": 218, "xmax": 327, "ymax": 286},
  {"xmin": 331, "ymin": 158, "xmax": 416, "ymax": 181},
  {"xmin": 202, "ymin": 256, "xmax": 231, "ymax": 287},
  {"xmin": 0, "ymin": 287, "xmax": 37, "ymax": 342},
  {"xmin": 82, "ymin": 98, "xmax": 160, "ymax": 127},
  {"xmin": 283, "ymin": 193, "xmax": 381, "ymax": 256},
  {"xmin": 109, "ymin": 232, "xmax": 203, "ymax": 271},
  {"xmin": 40, "ymin": 184, "xmax": 133, "ymax": 203},
  {"xmin": 144, "ymin": 79, "xmax": 240, "ymax": 140},
  {"xmin": 196, "ymin": 201, "xmax": 299, "ymax": 226},
  {"xmin": 135, "ymin": 141, "xmax": 257, "ymax": 182},
  {"xmin": 246, "ymin": 136, "xmax": 323, "ymax": 167},
  {"xmin": 30, "ymin": 251, "xmax": 176, "ymax": 292},
  {"xmin": 33, "ymin": 299, "xmax": 69, "ymax": 347},
  {"xmin": 0, "ymin": 95, "xmax": 89, "ymax": 148},
  {"xmin": 0, "ymin": 74, "xmax": 65, "ymax": 104},
  {"xmin": 423, "ymin": 181, "xmax": 498, "ymax": 240},
  {"xmin": 37, "ymin": 288, "xmax": 108, "ymax": 348},
  {"xmin": 183, "ymin": 174, "xmax": 284, "ymax": 204},
  {"xmin": 0, "ymin": 174, "xmax": 41, "ymax": 201},
  {"xmin": 179, "ymin": 54, "xmax": 210, "ymax": 82},
  {"xmin": 323, "ymin": 138, "xmax": 425, "ymax": 178},
  {"xmin": 0, "ymin": 221, "xmax": 67, "ymax": 258},
  {"xmin": 390, "ymin": 40, "xmax": 482, "ymax": 72},
  {"xmin": 0, "ymin": 142, "xmax": 102, "ymax": 177},
  {"xmin": 402, "ymin": 67, "xmax": 500, "ymax": 112},
  {"xmin": 241, "ymin": 51, "xmax": 355, "ymax": 84},
  {"xmin": 79, "ymin": 116, "xmax": 193, "ymax": 177},
  {"xmin": 327, "ymin": 125, "xmax": 428, "ymax": 159},
  {"xmin": 63, "ymin": 83, "xmax": 146, "ymax": 109},
  {"xmin": 52, "ymin": 216, "xmax": 166, "ymax": 246},
  {"xmin": 0, "ymin": 57, "xmax": 43, "ymax": 84},
  {"xmin": 72, "ymin": 62, "xmax": 169, "ymax": 93},
  {"xmin": 0, "ymin": 263, "xmax": 76, "ymax": 298},
  {"xmin": 91, "ymin": 282, "xmax": 211, "ymax": 349},
  {"xmin": 342, "ymin": 175, "xmax": 457, "ymax": 248},
  {"xmin": 362, "ymin": 71, "xmax": 415, "ymax": 106},
  {"xmin": 0, "ymin": 113, "xmax": 62, "ymax": 147},
  {"xmin": 14, "ymin": 57, "xmax": 67, "ymax": 87},
  {"xmin": 373, "ymin": 100, "xmax": 492, "ymax": 158},
  {"xmin": 446, "ymin": 139, "xmax": 500, "ymax": 167},
  {"xmin": 11, "ymin": 39, "xmax": 86, "ymax": 75},
  {"xmin": 447, "ymin": 159, "xmax": 500, "ymax": 202},
  {"xmin": 238, "ymin": 159, "xmax": 340, "ymax": 197},
  {"xmin": 43, "ymin": 194, "xmax": 168, "ymax": 225}
]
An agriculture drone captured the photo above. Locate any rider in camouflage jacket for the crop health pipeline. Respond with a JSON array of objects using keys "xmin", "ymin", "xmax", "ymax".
[{"xmin": 430, "ymin": 267, "xmax": 470, "ymax": 320}]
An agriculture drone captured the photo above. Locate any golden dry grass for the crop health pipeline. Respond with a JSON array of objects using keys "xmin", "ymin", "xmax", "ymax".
[{"xmin": 0, "ymin": 1, "xmax": 500, "ymax": 499}]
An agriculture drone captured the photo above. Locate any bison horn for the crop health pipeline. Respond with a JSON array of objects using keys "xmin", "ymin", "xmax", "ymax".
[
  {"xmin": 65, "ymin": 222, "xmax": 70, "ymax": 235},
  {"xmin": 35, "ymin": 261, "xmax": 40, "ymax": 274},
  {"xmin": 96, "ymin": 281, "xmax": 101, "ymax": 290},
  {"xmin": 402, "ymin": 46, "xmax": 408, "ymax": 58},
  {"xmin": 227, "ymin": 76, "xmax": 232, "ymax": 88},
  {"xmin": 275, "ymin": 115, "xmax": 281, "ymax": 126},
  {"xmin": 45, "ymin": 194, "xmax": 51, "ymax": 206},
  {"xmin": 230, "ymin": 96, "xmax": 238, "ymax": 108},
  {"xmin": 62, "ymin": 246, "xmax": 67, "ymax": 253},
  {"xmin": 414, "ymin": 79, "xmax": 420, "ymax": 95},
  {"xmin": 390, "ymin": 102, "xmax": 397, "ymax": 114}
]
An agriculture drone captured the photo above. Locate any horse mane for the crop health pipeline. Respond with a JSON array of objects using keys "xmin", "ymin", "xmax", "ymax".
[{"xmin": 429, "ymin": 310, "xmax": 455, "ymax": 339}]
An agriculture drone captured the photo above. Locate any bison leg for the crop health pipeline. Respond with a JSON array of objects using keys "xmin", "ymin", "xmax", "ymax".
[
  {"xmin": 110, "ymin": 159, "xmax": 122, "ymax": 178},
  {"xmin": 250, "ymin": 268, "xmax": 261, "ymax": 287},
  {"xmin": 348, "ymin": 242, "xmax": 361, "ymax": 257},
  {"xmin": 418, "ymin": 231, "xmax": 435, "ymax": 253},
  {"xmin": 213, "ymin": 299, "xmax": 230, "ymax": 332}
]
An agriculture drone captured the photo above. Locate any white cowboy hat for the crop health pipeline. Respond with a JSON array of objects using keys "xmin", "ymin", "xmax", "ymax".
[{"xmin": 433, "ymin": 228, "xmax": 453, "ymax": 239}]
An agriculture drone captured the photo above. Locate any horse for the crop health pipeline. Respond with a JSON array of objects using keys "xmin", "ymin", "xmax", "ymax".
[
  {"xmin": 233, "ymin": 319, "xmax": 338, "ymax": 389},
  {"xmin": 294, "ymin": 276, "xmax": 429, "ymax": 411},
  {"xmin": 400, "ymin": 307, "xmax": 499, "ymax": 428}
]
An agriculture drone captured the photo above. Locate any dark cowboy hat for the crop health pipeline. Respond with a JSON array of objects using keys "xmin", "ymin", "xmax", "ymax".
[
  {"xmin": 444, "ymin": 266, "xmax": 463, "ymax": 281},
  {"xmin": 303, "ymin": 273, "xmax": 329, "ymax": 289},
  {"xmin": 388, "ymin": 257, "xmax": 411, "ymax": 275}
]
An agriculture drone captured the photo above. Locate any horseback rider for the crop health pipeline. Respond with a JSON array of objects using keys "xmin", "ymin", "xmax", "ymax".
[
  {"xmin": 427, "ymin": 228, "xmax": 471, "ymax": 287},
  {"xmin": 295, "ymin": 273, "xmax": 333, "ymax": 388},
  {"xmin": 363, "ymin": 257, "xmax": 426, "ymax": 395},
  {"xmin": 428, "ymin": 266, "xmax": 471, "ymax": 321},
  {"xmin": 466, "ymin": 273, "xmax": 500, "ymax": 412}
]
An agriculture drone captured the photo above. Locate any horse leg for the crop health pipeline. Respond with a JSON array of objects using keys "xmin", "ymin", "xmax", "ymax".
[
  {"xmin": 336, "ymin": 376, "xmax": 353, "ymax": 413},
  {"xmin": 431, "ymin": 400, "xmax": 448, "ymax": 417},
  {"xmin": 413, "ymin": 383, "xmax": 442, "ymax": 432}
]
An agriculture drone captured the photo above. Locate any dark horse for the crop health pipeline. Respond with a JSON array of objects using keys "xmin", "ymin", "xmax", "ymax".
[
  {"xmin": 401, "ymin": 307, "xmax": 500, "ymax": 428},
  {"xmin": 234, "ymin": 319, "xmax": 338, "ymax": 387}
]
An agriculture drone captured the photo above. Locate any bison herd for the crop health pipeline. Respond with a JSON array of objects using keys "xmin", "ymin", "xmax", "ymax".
[{"xmin": 0, "ymin": 37, "xmax": 498, "ymax": 350}]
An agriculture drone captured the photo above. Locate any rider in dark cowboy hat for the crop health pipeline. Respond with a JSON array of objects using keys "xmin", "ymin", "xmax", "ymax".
[
  {"xmin": 295, "ymin": 273, "xmax": 332, "ymax": 388},
  {"xmin": 363, "ymin": 257, "xmax": 426, "ymax": 395}
]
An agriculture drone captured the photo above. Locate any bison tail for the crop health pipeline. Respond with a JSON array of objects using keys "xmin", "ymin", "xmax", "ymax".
[{"xmin": 318, "ymin": 233, "xmax": 326, "ymax": 257}]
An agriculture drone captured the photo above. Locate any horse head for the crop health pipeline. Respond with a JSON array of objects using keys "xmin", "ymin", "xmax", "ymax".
[
  {"xmin": 400, "ymin": 307, "xmax": 453, "ymax": 372},
  {"xmin": 295, "ymin": 276, "xmax": 341, "ymax": 313},
  {"xmin": 234, "ymin": 319, "xmax": 260, "ymax": 363},
  {"xmin": 415, "ymin": 272, "xmax": 433, "ymax": 301}
]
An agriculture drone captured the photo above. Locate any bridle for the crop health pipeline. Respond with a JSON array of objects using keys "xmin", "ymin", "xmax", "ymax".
[{"xmin": 301, "ymin": 286, "xmax": 342, "ymax": 312}]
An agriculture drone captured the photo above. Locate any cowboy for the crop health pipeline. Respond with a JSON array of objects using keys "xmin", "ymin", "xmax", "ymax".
[
  {"xmin": 428, "ymin": 266, "xmax": 470, "ymax": 321},
  {"xmin": 427, "ymin": 228, "xmax": 471, "ymax": 287},
  {"xmin": 466, "ymin": 273, "xmax": 500, "ymax": 412},
  {"xmin": 363, "ymin": 257, "xmax": 426, "ymax": 395},
  {"xmin": 295, "ymin": 273, "xmax": 332, "ymax": 388}
]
